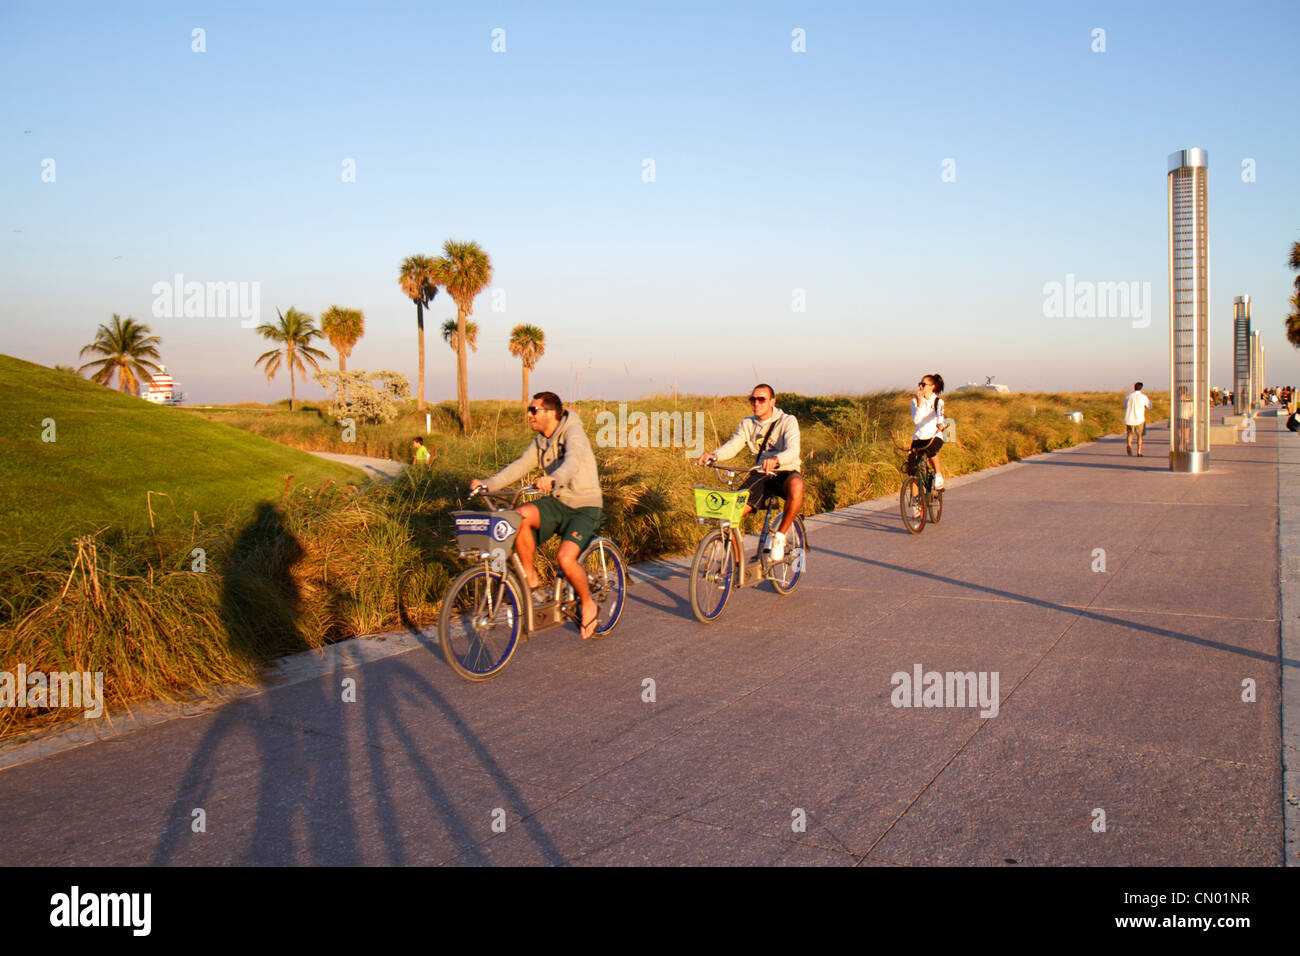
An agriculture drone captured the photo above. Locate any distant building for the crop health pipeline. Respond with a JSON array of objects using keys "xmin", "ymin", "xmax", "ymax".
[
  {"xmin": 955, "ymin": 376, "xmax": 1011, "ymax": 394},
  {"xmin": 142, "ymin": 366, "xmax": 185, "ymax": 405}
]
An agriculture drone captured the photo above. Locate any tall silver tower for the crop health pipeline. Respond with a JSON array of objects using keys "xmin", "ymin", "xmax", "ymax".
[
  {"xmin": 1167, "ymin": 148, "xmax": 1210, "ymax": 473},
  {"xmin": 1233, "ymin": 296, "xmax": 1251, "ymax": 415},
  {"xmin": 1252, "ymin": 330, "xmax": 1262, "ymax": 408}
]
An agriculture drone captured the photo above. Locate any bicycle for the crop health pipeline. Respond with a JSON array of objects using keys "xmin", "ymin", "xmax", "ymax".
[
  {"xmin": 900, "ymin": 442, "xmax": 943, "ymax": 534},
  {"xmin": 436, "ymin": 485, "xmax": 629, "ymax": 680},
  {"xmin": 688, "ymin": 463, "xmax": 808, "ymax": 623}
]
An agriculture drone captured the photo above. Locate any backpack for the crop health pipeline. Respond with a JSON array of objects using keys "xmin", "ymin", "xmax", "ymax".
[{"xmin": 1287, "ymin": 412, "xmax": 1299, "ymax": 433}]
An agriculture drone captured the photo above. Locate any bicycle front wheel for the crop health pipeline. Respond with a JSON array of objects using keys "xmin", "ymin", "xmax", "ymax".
[
  {"xmin": 438, "ymin": 567, "xmax": 524, "ymax": 681},
  {"xmin": 928, "ymin": 486, "xmax": 943, "ymax": 524},
  {"xmin": 900, "ymin": 477, "xmax": 926, "ymax": 534},
  {"xmin": 579, "ymin": 537, "xmax": 627, "ymax": 636},
  {"xmin": 762, "ymin": 515, "xmax": 807, "ymax": 594},
  {"xmin": 689, "ymin": 528, "xmax": 735, "ymax": 623}
]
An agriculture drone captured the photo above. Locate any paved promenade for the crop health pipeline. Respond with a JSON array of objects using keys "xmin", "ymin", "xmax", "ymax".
[{"xmin": 1, "ymin": 416, "xmax": 1290, "ymax": 866}]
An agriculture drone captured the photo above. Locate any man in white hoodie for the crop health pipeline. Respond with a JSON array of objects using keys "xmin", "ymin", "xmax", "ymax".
[{"xmin": 699, "ymin": 383, "xmax": 803, "ymax": 562}]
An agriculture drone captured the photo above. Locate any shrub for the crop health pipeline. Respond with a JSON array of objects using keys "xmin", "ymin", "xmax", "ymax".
[{"xmin": 313, "ymin": 370, "xmax": 411, "ymax": 425}]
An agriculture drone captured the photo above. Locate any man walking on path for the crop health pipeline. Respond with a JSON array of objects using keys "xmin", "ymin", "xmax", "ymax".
[{"xmin": 1125, "ymin": 382, "xmax": 1151, "ymax": 457}]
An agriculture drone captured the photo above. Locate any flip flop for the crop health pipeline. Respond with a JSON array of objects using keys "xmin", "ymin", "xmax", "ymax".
[{"xmin": 580, "ymin": 606, "xmax": 600, "ymax": 640}]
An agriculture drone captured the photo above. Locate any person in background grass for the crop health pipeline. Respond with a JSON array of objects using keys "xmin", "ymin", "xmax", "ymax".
[
  {"xmin": 412, "ymin": 436, "xmax": 432, "ymax": 465},
  {"xmin": 909, "ymin": 374, "xmax": 946, "ymax": 501},
  {"xmin": 1125, "ymin": 382, "xmax": 1151, "ymax": 457}
]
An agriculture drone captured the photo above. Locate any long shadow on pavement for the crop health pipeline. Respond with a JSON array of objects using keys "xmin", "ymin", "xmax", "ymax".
[
  {"xmin": 151, "ymin": 503, "xmax": 563, "ymax": 865},
  {"xmin": 814, "ymin": 546, "xmax": 1296, "ymax": 669}
]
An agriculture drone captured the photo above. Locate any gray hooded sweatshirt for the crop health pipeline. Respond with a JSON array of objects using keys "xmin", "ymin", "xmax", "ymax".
[{"xmin": 484, "ymin": 410, "xmax": 603, "ymax": 509}]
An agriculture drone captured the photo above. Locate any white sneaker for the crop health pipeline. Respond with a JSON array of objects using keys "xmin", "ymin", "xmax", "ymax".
[
  {"xmin": 934, "ymin": 474, "xmax": 944, "ymax": 490},
  {"xmin": 768, "ymin": 531, "xmax": 786, "ymax": 562}
]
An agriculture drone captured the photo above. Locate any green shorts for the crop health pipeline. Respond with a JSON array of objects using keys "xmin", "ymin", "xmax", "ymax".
[{"xmin": 534, "ymin": 496, "xmax": 604, "ymax": 551}]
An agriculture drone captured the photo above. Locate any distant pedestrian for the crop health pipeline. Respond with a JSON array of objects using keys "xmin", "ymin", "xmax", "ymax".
[
  {"xmin": 1124, "ymin": 381, "xmax": 1151, "ymax": 457},
  {"xmin": 412, "ymin": 436, "xmax": 431, "ymax": 465}
]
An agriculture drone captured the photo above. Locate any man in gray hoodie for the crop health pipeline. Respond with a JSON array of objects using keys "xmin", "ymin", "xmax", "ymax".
[{"xmin": 471, "ymin": 391, "xmax": 604, "ymax": 638}]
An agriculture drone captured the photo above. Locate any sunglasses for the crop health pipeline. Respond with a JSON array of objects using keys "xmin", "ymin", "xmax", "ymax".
[
  {"xmin": 919, "ymin": 381, "xmax": 932, "ymax": 388},
  {"xmin": 527, "ymin": 406, "xmax": 543, "ymax": 415},
  {"xmin": 749, "ymin": 396, "xmax": 769, "ymax": 404}
]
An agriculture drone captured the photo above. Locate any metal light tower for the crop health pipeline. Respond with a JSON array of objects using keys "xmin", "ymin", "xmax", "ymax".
[
  {"xmin": 1233, "ymin": 296, "xmax": 1251, "ymax": 415},
  {"xmin": 1167, "ymin": 148, "xmax": 1210, "ymax": 473},
  {"xmin": 1252, "ymin": 331, "xmax": 1262, "ymax": 408}
]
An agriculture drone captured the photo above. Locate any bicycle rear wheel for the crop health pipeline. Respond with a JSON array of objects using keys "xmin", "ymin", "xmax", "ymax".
[
  {"xmin": 900, "ymin": 477, "xmax": 926, "ymax": 534},
  {"xmin": 762, "ymin": 514, "xmax": 807, "ymax": 594},
  {"xmin": 438, "ymin": 567, "xmax": 523, "ymax": 681},
  {"xmin": 689, "ymin": 528, "xmax": 734, "ymax": 623},
  {"xmin": 578, "ymin": 537, "xmax": 627, "ymax": 636}
]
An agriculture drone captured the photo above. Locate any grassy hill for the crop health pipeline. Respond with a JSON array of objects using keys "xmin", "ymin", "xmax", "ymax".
[{"xmin": 0, "ymin": 354, "xmax": 367, "ymax": 548}]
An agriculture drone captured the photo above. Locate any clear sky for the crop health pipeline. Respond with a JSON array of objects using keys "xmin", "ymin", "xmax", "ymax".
[{"xmin": 2, "ymin": 0, "xmax": 1298, "ymax": 404}]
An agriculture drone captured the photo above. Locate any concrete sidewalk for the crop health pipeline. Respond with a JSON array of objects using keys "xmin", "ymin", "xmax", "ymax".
[
  {"xmin": 0, "ymin": 418, "xmax": 1288, "ymax": 865},
  {"xmin": 307, "ymin": 450, "xmax": 406, "ymax": 482}
]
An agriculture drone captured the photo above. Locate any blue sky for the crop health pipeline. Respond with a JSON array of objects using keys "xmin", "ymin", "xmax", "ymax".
[{"xmin": 2, "ymin": 0, "xmax": 1298, "ymax": 404}]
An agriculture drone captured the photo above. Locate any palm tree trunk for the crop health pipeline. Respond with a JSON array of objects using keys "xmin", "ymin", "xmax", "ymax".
[
  {"xmin": 289, "ymin": 348, "xmax": 297, "ymax": 411},
  {"xmin": 456, "ymin": 309, "xmax": 471, "ymax": 431},
  {"xmin": 522, "ymin": 363, "xmax": 528, "ymax": 406},
  {"xmin": 417, "ymin": 302, "xmax": 426, "ymax": 411},
  {"xmin": 339, "ymin": 352, "xmax": 347, "ymax": 372}
]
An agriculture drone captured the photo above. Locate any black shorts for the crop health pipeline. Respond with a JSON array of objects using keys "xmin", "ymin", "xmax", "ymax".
[
  {"xmin": 1126, "ymin": 423, "xmax": 1145, "ymax": 436},
  {"xmin": 907, "ymin": 438, "xmax": 943, "ymax": 473},
  {"xmin": 739, "ymin": 470, "xmax": 799, "ymax": 512}
]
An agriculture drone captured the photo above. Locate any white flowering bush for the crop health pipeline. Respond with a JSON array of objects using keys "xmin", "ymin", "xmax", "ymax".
[{"xmin": 314, "ymin": 370, "xmax": 411, "ymax": 425}]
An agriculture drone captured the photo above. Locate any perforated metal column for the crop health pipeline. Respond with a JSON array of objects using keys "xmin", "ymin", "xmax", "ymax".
[
  {"xmin": 1234, "ymin": 297, "xmax": 1250, "ymax": 415},
  {"xmin": 1167, "ymin": 149, "xmax": 1210, "ymax": 473}
]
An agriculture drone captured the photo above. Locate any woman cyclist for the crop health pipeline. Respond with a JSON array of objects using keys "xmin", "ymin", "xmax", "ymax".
[{"xmin": 908, "ymin": 374, "xmax": 946, "ymax": 512}]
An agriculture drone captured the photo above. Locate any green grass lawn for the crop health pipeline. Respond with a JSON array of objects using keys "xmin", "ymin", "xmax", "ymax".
[{"xmin": 0, "ymin": 354, "xmax": 367, "ymax": 549}]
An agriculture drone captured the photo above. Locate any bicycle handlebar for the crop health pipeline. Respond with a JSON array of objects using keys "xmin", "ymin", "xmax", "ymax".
[
  {"xmin": 699, "ymin": 461, "xmax": 765, "ymax": 474},
  {"xmin": 696, "ymin": 461, "xmax": 768, "ymax": 486},
  {"xmin": 469, "ymin": 484, "xmax": 540, "ymax": 509}
]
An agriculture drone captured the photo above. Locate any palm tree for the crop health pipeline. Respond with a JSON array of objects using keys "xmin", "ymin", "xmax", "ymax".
[
  {"xmin": 254, "ymin": 307, "xmax": 329, "ymax": 410},
  {"xmin": 433, "ymin": 239, "xmax": 493, "ymax": 431},
  {"xmin": 441, "ymin": 318, "xmax": 479, "ymax": 354},
  {"xmin": 1285, "ymin": 243, "xmax": 1300, "ymax": 349},
  {"xmin": 508, "ymin": 324, "xmax": 546, "ymax": 405},
  {"xmin": 319, "ymin": 305, "xmax": 366, "ymax": 371},
  {"xmin": 78, "ymin": 314, "xmax": 162, "ymax": 395},
  {"xmin": 399, "ymin": 255, "xmax": 440, "ymax": 410},
  {"xmin": 1287, "ymin": 292, "xmax": 1300, "ymax": 349}
]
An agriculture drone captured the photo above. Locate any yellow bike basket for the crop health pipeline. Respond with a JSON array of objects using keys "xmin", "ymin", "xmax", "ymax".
[{"xmin": 692, "ymin": 486, "xmax": 749, "ymax": 524}]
